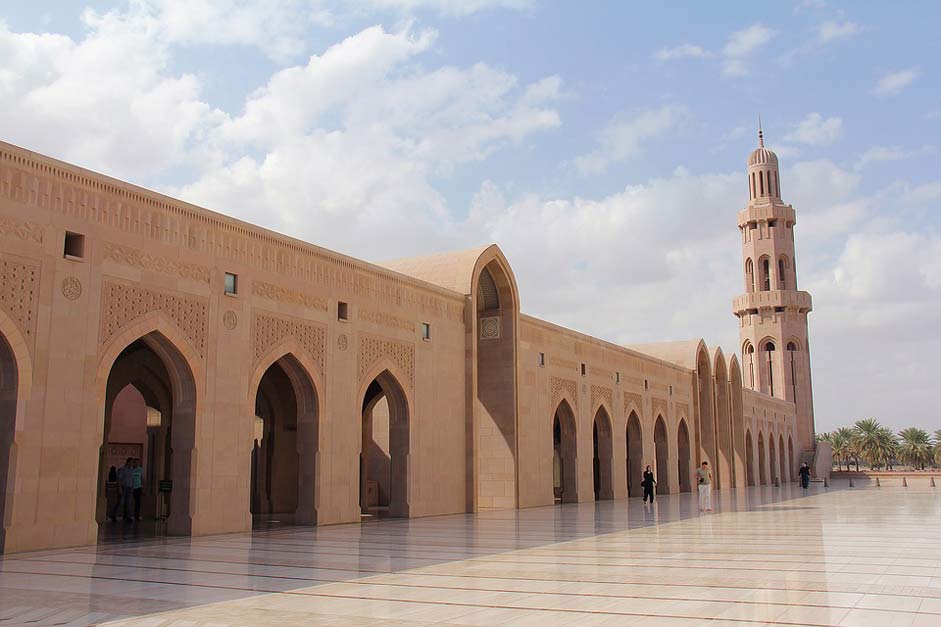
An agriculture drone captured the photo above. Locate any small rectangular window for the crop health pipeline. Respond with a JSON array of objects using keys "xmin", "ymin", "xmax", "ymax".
[
  {"xmin": 538, "ymin": 352, "xmax": 545, "ymax": 367},
  {"xmin": 644, "ymin": 379, "xmax": 648, "ymax": 390},
  {"xmin": 421, "ymin": 322, "xmax": 431, "ymax": 340},
  {"xmin": 338, "ymin": 301, "xmax": 349, "ymax": 321},
  {"xmin": 615, "ymin": 371, "xmax": 621, "ymax": 384},
  {"xmin": 224, "ymin": 272, "xmax": 238, "ymax": 295},
  {"xmin": 580, "ymin": 363, "xmax": 586, "ymax": 376},
  {"xmin": 64, "ymin": 231, "xmax": 85, "ymax": 259},
  {"xmin": 669, "ymin": 385, "xmax": 673, "ymax": 395}
]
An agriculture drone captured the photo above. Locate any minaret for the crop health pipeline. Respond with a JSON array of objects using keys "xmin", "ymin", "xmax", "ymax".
[{"xmin": 733, "ymin": 126, "xmax": 816, "ymax": 454}]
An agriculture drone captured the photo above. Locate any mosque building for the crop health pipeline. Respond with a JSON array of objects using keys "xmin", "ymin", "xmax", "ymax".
[{"xmin": 0, "ymin": 132, "xmax": 823, "ymax": 554}]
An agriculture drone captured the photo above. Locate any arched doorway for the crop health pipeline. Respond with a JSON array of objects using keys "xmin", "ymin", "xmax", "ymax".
[
  {"xmin": 758, "ymin": 432, "xmax": 767, "ymax": 485},
  {"xmin": 592, "ymin": 407, "xmax": 613, "ymax": 500},
  {"xmin": 729, "ymin": 358, "xmax": 746, "ymax": 487},
  {"xmin": 552, "ymin": 400, "xmax": 577, "ymax": 503},
  {"xmin": 769, "ymin": 433, "xmax": 778, "ymax": 484},
  {"xmin": 745, "ymin": 430, "xmax": 756, "ymax": 487},
  {"xmin": 97, "ymin": 332, "xmax": 197, "ymax": 539},
  {"xmin": 0, "ymin": 332, "xmax": 18, "ymax": 553},
  {"xmin": 677, "ymin": 419, "xmax": 692, "ymax": 493},
  {"xmin": 714, "ymin": 353, "xmax": 732, "ymax": 490},
  {"xmin": 654, "ymin": 416, "xmax": 669, "ymax": 495},
  {"xmin": 625, "ymin": 411, "xmax": 643, "ymax": 497},
  {"xmin": 778, "ymin": 435, "xmax": 786, "ymax": 484},
  {"xmin": 360, "ymin": 370, "xmax": 410, "ymax": 519},
  {"xmin": 787, "ymin": 436, "xmax": 795, "ymax": 481},
  {"xmin": 250, "ymin": 354, "xmax": 319, "ymax": 526},
  {"xmin": 696, "ymin": 347, "xmax": 717, "ymax": 481}
]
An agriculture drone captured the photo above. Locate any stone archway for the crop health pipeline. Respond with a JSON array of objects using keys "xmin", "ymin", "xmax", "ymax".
[
  {"xmin": 97, "ymin": 331, "xmax": 197, "ymax": 538},
  {"xmin": 787, "ymin": 436, "xmax": 795, "ymax": 481},
  {"xmin": 696, "ymin": 346, "xmax": 717, "ymax": 478},
  {"xmin": 654, "ymin": 416, "xmax": 670, "ymax": 495},
  {"xmin": 677, "ymin": 419, "xmax": 692, "ymax": 493},
  {"xmin": 0, "ymin": 332, "xmax": 18, "ymax": 553},
  {"xmin": 360, "ymin": 369, "xmax": 409, "ymax": 519},
  {"xmin": 729, "ymin": 358, "xmax": 746, "ymax": 487},
  {"xmin": 592, "ymin": 406, "xmax": 613, "ymax": 501},
  {"xmin": 758, "ymin": 432, "xmax": 767, "ymax": 485},
  {"xmin": 745, "ymin": 430, "xmax": 756, "ymax": 487},
  {"xmin": 778, "ymin": 434, "xmax": 787, "ymax": 484},
  {"xmin": 769, "ymin": 433, "xmax": 778, "ymax": 484},
  {"xmin": 625, "ymin": 411, "xmax": 643, "ymax": 497},
  {"xmin": 713, "ymin": 353, "xmax": 732, "ymax": 490},
  {"xmin": 552, "ymin": 400, "xmax": 577, "ymax": 503},
  {"xmin": 249, "ymin": 353, "xmax": 319, "ymax": 526}
]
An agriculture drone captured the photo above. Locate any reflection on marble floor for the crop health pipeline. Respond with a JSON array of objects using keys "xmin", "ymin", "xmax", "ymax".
[{"xmin": 1, "ymin": 483, "xmax": 940, "ymax": 626}]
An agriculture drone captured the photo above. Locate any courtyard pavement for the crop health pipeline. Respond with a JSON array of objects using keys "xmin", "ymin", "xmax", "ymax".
[{"xmin": 1, "ymin": 483, "xmax": 940, "ymax": 626}]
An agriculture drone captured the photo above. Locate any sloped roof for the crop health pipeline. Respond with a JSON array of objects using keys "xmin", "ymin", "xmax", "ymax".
[
  {"xmin": 624, "ymin": 339, "xmax": 707, "ymax": 371},
  {"xmin": 379, "ymin": 245, "xmax": 493, "ymax": 295}
]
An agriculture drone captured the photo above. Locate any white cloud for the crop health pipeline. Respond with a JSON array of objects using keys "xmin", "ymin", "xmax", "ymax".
[
  {"xmin": 873, "ymin": 68, "xmax": 919, "ymax": 97},
  {"xmin": 785, "ymin": 113, "xmax": 843, "ymax": 146},
  {"xmin": 817, "ymin": 20, "xmax": 863, "ymax": 44},
  {"xmin": 721, "ymin": 23, "xmax": 774, "ymax": 76},
  {"xmin": 854, "ymin": 145, "xmax": 936, "ymax": 170},
  {"xmin": 654, "ymin": 43, "xmax": 712, "ymax": 61},
  {"xmin": 574, "ymin": 105, "xmax": 688, "ymax": 175},
  {"xmin": 365, "ymin": 0, "xmax": 534, "ymax": 16}
]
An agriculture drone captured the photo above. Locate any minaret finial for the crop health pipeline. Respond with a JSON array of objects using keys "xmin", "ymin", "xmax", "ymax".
[{"xmin": 758, "ymin": 115, "xmax": 764, "ymax": 147}]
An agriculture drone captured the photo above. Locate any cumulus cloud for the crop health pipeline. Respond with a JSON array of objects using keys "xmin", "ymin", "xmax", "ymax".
[
  {"xmin": 654, "ymin": 43, "xmax": 712, "ymax": 61},
  {"xmin": 574, "ymin": 105, "xmax": 688, "ymax": 176},
  {"xmin": 785, "ymin": 113, "xmax": 843, "ymax": 146},
  {"xmin": 816, "ymin": 20, "xmax": 863, "ymax": 43},
  {"xmin": 722, "ymin": 23, "xmax": 774, "ymax": 76},
  {"xmin": 854, "ymin": 145, "xmax": 936, "ymax": 170},
  {"xmin": 873, "ymin": 68, "xmax": 919, "ymax": 97}
]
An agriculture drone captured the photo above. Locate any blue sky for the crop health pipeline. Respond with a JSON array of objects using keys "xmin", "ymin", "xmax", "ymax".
[{"xmin": 1, "ymin": 1, "xmax": 939, "ymax": 431}]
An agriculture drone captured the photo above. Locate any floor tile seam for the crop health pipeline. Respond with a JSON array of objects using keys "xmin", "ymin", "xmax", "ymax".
[{"xmin": 6, "ymin": 562, "xmax": 926, "ymax": 613}]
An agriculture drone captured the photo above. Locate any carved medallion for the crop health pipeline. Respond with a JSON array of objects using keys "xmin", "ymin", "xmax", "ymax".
[
  {"xmin": 223, "ymin": 310, "xmax": 238, "ymax": 330},
  {"xmin": 479, "ymin": 316, "xmax": 501, "ymax": 339},
  {"xmin": 337, "ymin": 333, "xmax": 349, "ymax": 351},
  {"xmin": 62, "ymin": 276, "xmax": 83, "ymax": 301}
]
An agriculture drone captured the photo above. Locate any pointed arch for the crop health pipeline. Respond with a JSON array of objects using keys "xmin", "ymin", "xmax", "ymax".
[
  {"xmin": 778, "ymin": 434, "xmax": 786, "ymax": 485},
  {"xmin": 757, "ymin": 431, "xmax": 767, "ymax": 485},
  {"xmin": 248, "ymin": 347, "xmax": 321, "ymax": 525},
  {"xmin": 728, "ymin": 354, "xmax": 746, "ymax": 487},
  {"xmin": 592, "ymin": 406, "xmax": 613, "ymax": 500},
  {"xmin": 787, "ymin": 435, "xmax": 795, "ymax": 481},
  {"xmin": 712, "ymin": 347, "xmax": 732, "ymax": 490},
  {"xmin": 654, "ymin": 415, "xmax": 670, "ymax": 495},
  {"xmin": 625, "ymin": 411, "xmax": 643, "ymax": 497},
  {"xmin": 94, "ymin": 318, "xmax": 201, "ymax": 537},
  {"xmin": 0, "ymin": 311, "xmax": 33, "ymax": 553},
  {"xmin": 745, "ymin": 429, "xmax": 756, "ymax": 487},
  {"xmin": 769, "ymin": 431, "xmax": 778, "ymax": 484},
  {"xmin": 358, "ymin": 365, "xmax": 410, "ymax": 518},
  {"xmin": 695, "ymin": 342, "xmax": 716, "ymax": 481},
  {"xmin": 552, "ymin": 399, "xmax": 577, "ymax": 503},
  {"xmin": 677, "ymin": 418, "xmax": 692, "ymax": 493},
  {"xmin": 745, "ymin": 258, "xmax": 755, "ymax": 293}
]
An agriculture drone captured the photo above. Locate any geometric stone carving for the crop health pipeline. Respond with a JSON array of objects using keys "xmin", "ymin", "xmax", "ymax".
[
  {"xmin": 479, "ymin": 316, "xmax": 500, "ymax": 340},
  {"xmin": 624, "ymin": 391, "xmax": 644, "ymax": 418},
  {"xmin": 652, "ymin": 397, "xmax": 668, "ymax": 420},
  {"xmin": 253, "ymin": 312, "xmax": 326, "ymax": 375},
  {"xmin": 550, "ymin": 376, "xmax": 577, "ymax": 410},
  {"xmin": 222, "ymin": 310, "xmax": 238, "ymax": 330},
  {"xmin": 0, "ymin": 216, "xmax": 44, "ymax": 243},
  {"xmin": 358, "ymin": 335, "xmax": 414, "ymax": 388},
  {"xmin": 61, "ymin": 276, "xmax": 82, "ymax": 301},
  {"xmin": 590, "ymin": 384, "xmax": 612, "ymax": 412},
  {"xmin": 336, "ymin": 333, "xmax": 349, "ymax": 351},
  {"xmin": 103, "ymin": 242, "xmax": 211, "ymax": 283},
  {"xmin": 359, "ymin": 309, "xmax": 415, "ymax": 332},
  {"xmin": 100, "ymin": 281, "xmax": 208, "ymax": 357},
  {"xmin": 0, "ymin": 256, "xmax": 39, "ymax": 341}
]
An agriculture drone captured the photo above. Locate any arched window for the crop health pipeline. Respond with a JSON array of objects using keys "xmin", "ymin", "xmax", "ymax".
[
  {"xmin": 778, "ymin": 257, "xmax": 787, "ymax": 290},
  {"xmin": 770, "ymin": 171, "xmax": 776, "ymax": 197},
  {"xmin": 774, "ymin": 171, "xmax": 780, "ymax": 197},
  {"xmin": 759, "ymin": 171, "xmax": 764, "ymax": 196},
  {"xmin": 751, "ymin": 172, "xmax": 756, "ymax": 200},
  {"xmin": 787, "ymin": 341, "xmax": 798, "ymax": 400},
  {"xmin": 761, "ymin": 258, "xmax": 771, "ymax": 291},
  {"xmin": 763, "ymin": 341, "xmax": 775, "ymax": 396},
  {"xmin": 744, "ymin": 342, "xmax": 755, "ymax": 389},
  {"xmin": 745, "ymin": 258, "xmax": 755, "ymax": 292}
]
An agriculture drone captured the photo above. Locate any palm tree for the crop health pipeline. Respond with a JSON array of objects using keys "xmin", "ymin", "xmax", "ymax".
[
  {"xmin": 876, "ymin": 427, "xmax": 898, "ymax": 470},
  {"xmin": 898, "ymin": 428, "xmax": 932, "ymax": 470},
  {"xmin": 933, "ymin": 430, "xmax": 941, "ymax": 468},
  {"xmin": 831, "ymin": 428, "xmax": 856, "ymax": 472},
  {"xmin": 853, "ymin": 419, "xmax": 893, "ymax": 469}
]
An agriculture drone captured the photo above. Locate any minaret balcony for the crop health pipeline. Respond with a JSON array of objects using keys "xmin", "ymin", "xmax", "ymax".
[
  {"xmin": 738, "ymin": 203, "xmax": 795, "ymax": 228},
  {"xmin": 733, "ymin": 290, "xmax": 812, "ymax": 315}
]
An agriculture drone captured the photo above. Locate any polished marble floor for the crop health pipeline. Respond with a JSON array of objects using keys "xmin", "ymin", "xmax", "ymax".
[{"xmin": 1, "ymin": 482, "xmax": 940, "ymax": 626}]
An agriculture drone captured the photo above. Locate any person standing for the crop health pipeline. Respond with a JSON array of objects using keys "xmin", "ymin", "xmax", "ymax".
[
  {"xmin": 641, "ymin": 465, "xmax": 656, "ymax": 503},
  {"xmin": 695, "ymin": 461, "xmax": 713, "ymax": 512},
  {"xmin": 798, "ymin": 462, "xmax": 811, "ymax": 490},
  {"xmin": 105, "ymin": 466, "xmax": 119, "ymax": 522},
  {"xmin": 117, "ymin": 457, "xmax": 135, "ymax": 522},
  {"xmin": 131, "ymin": 458, "xmax": 144, "ymax": 521}
]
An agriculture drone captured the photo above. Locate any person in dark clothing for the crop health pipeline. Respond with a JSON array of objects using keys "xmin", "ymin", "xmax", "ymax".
[
  {"xmin": 798, "ymin": 462, "xmax": 811, "ymax": 489},
  {"xmin": 641, "ymin": 465, "xmax": 656, "ymax": 503},
  {"xmin": 105, "ymin": 466, "xmax": 119, "ymax": 522}
]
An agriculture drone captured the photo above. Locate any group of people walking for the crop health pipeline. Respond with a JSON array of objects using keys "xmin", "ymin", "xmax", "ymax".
[
  {"xmin": 637, "ymin": 460, "xmax": 814, "ymax": 513},
  {"xmin": 104, "ymin": 457, "xmax": 144, "ymax": 522}
]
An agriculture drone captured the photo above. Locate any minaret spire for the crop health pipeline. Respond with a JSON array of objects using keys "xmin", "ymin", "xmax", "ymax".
[{"xmin": 758, "ymin": 115, "xmax": 764, "ymax": 147}]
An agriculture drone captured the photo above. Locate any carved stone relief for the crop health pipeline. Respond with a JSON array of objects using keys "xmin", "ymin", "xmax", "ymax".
[
  {"xmin": 358, "ymin": 335, "xmax": 415, "ymax": 388},
  {"xmin": 0, "ymin": 256, "xmax": 39, "ymax": 341},
  {"xmin": 550, "ymin": 376, "xmax": 577, "ymax": 410},
  {"xmin": 253, "ymin": 312, "xmax": 326, "ymax": 375}
]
